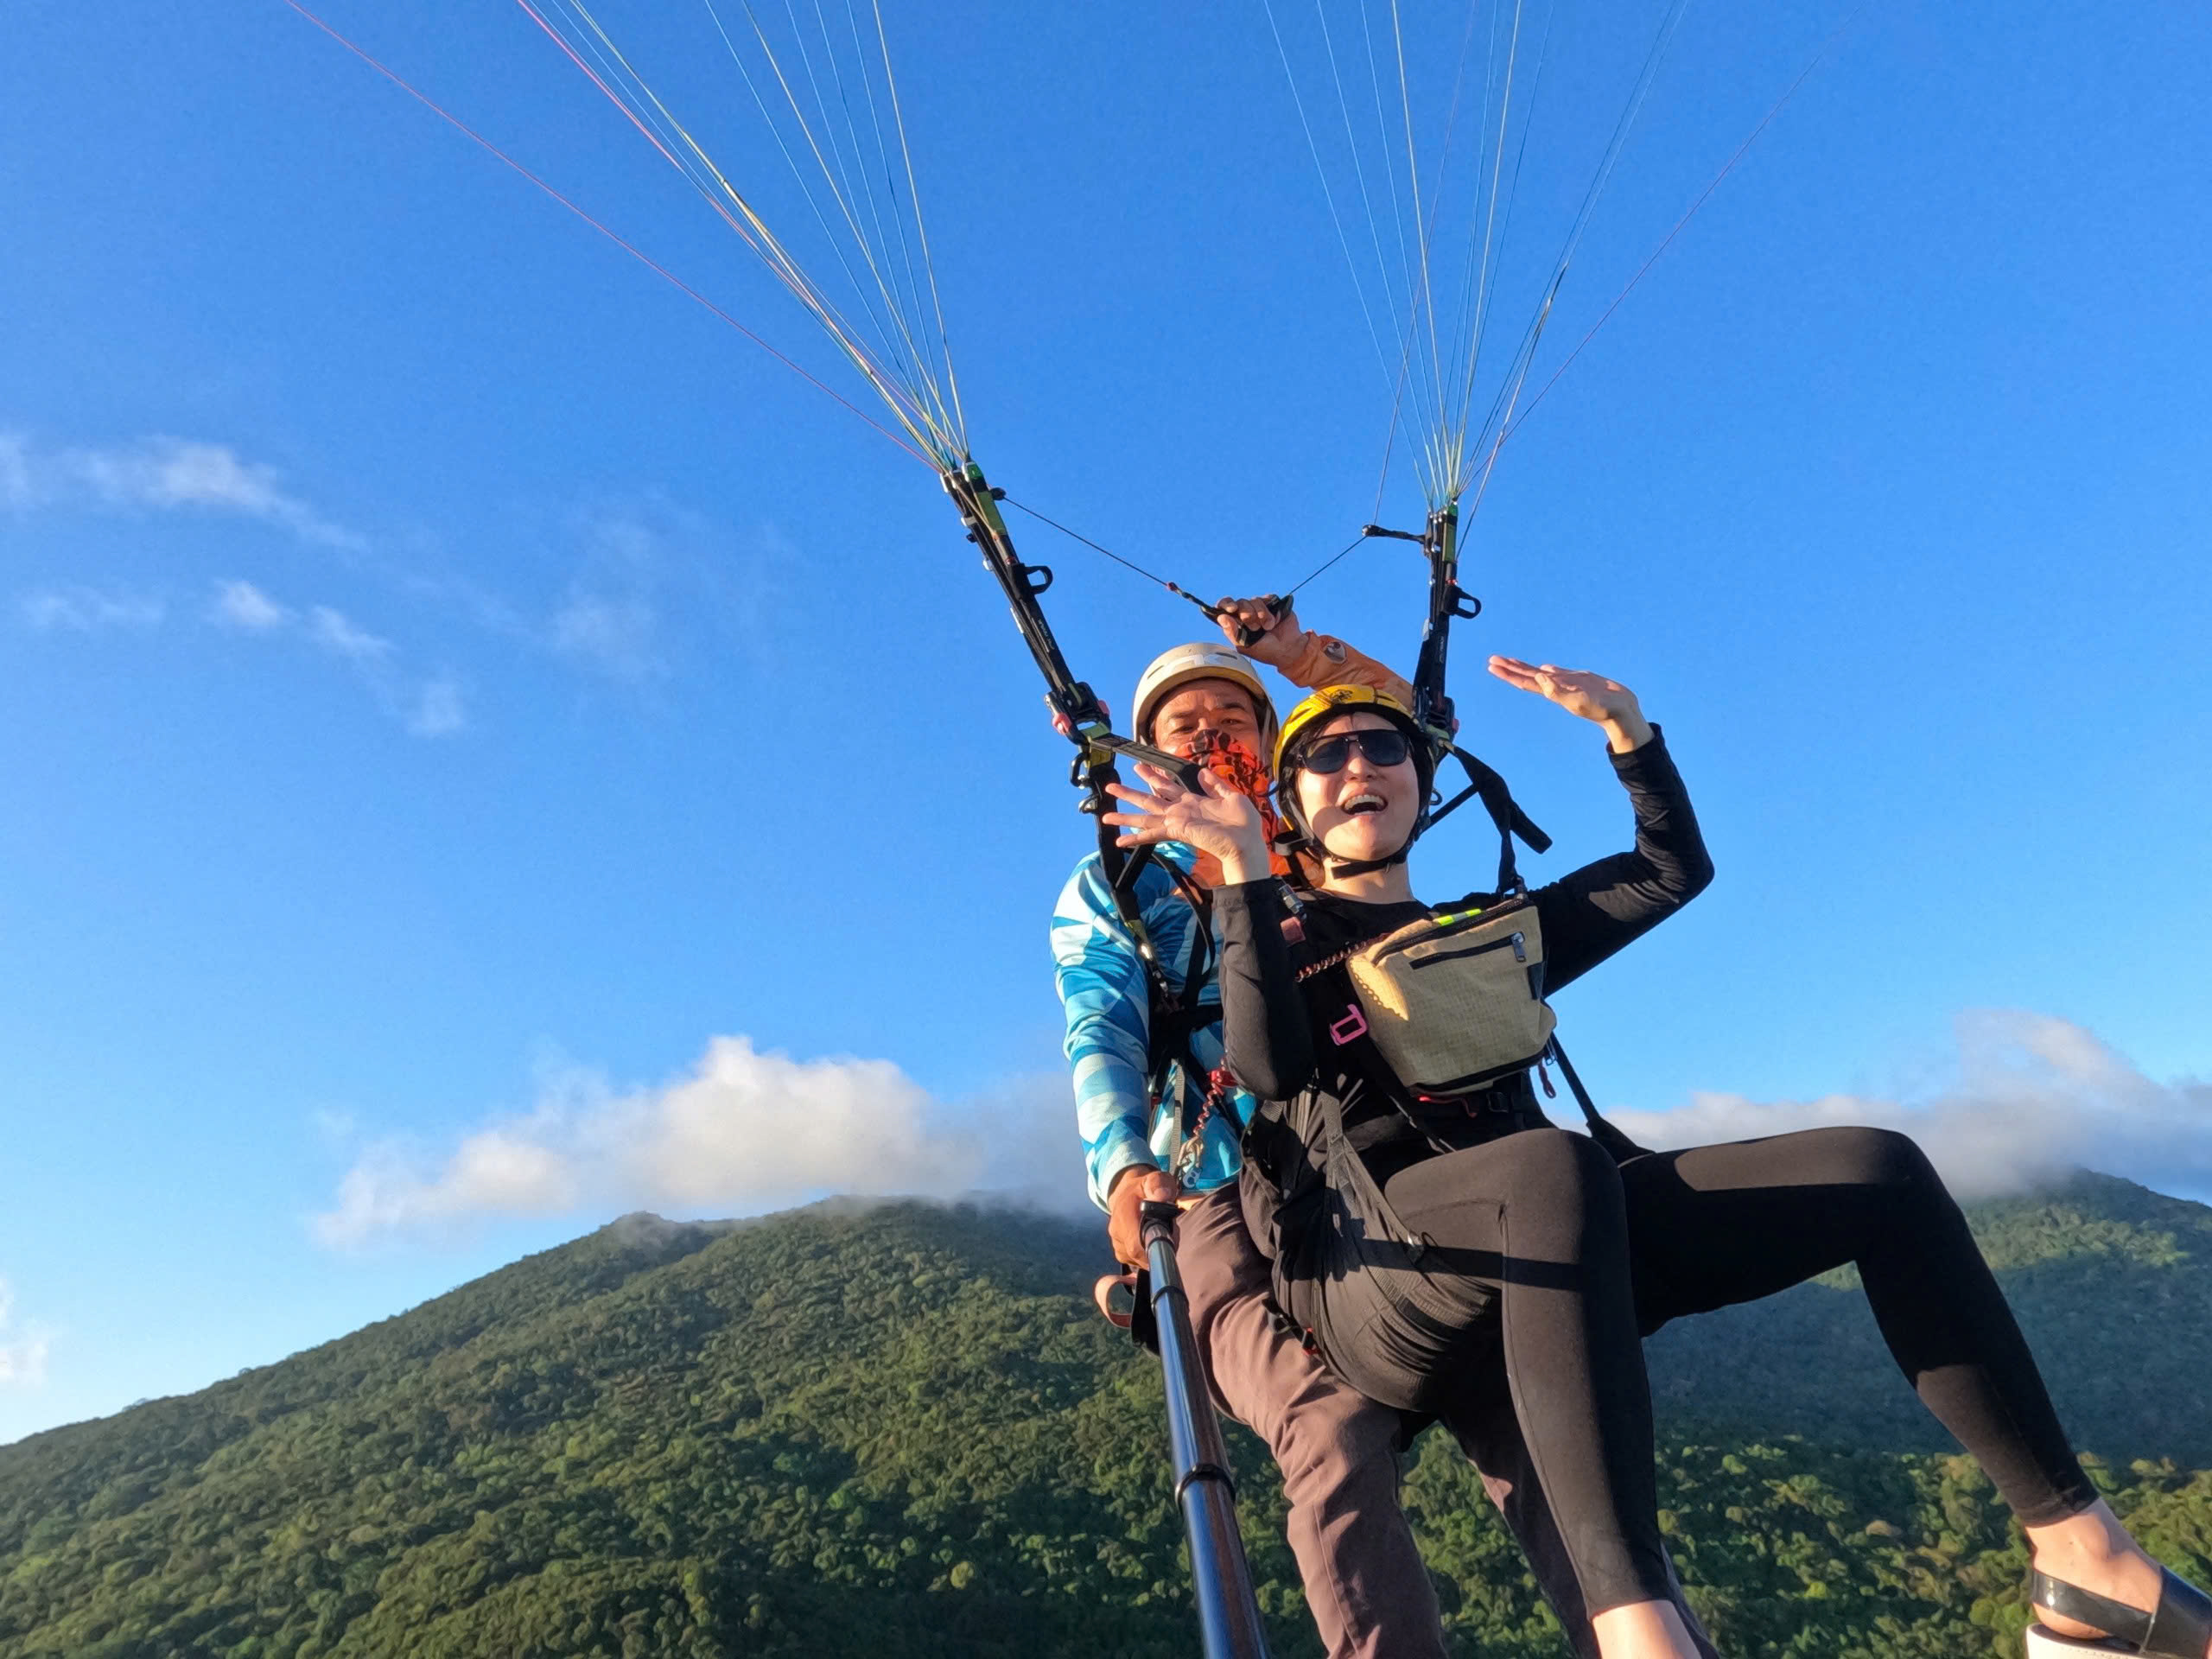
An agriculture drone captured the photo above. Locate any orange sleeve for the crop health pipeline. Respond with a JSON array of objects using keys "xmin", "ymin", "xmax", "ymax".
[{"xmin": 1274, "ymin": 630, "xmax": 1415, "ymax": 708}]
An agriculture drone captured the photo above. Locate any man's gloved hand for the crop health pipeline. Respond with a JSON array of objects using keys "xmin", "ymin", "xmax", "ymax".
[
  {"xmin": 1212, "ymin": 595, "xmax": 1303, "ymax": 668},
  {"xmin": 1108, "ymin": 1163, "xmax": 1182, "ymax": 1268}
]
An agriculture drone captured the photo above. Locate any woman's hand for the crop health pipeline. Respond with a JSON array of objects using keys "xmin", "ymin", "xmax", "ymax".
[
  {"xmin": 1488, "ymin": 656, "xmax": 1654, "ymax": 754},
  {"xmin": 1213, "ymin": 594, "xmax": 1303, "ymax": 668},
  {"xmin": 1103, "ymin": 760, "xmax": 1273, "ymax": 883}
]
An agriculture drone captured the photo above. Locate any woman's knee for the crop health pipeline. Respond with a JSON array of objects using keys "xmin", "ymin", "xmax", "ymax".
[
  {"xmin": 1497, "ymin": 1126, "xmax": 1619, "ymax": 1190},
  {"xmin": 1481, "ymin": 1128, "xmax": 1627, "ymax": 1244},
  {"xmin": 1818, "ymin": 1125, "xmax": 1941, "ymax": 1195}
]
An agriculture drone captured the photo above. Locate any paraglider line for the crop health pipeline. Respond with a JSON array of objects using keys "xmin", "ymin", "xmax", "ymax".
[
  {"xmin": 1281, "ymin": 529, "xmax": 1373, "ymax": 601},
  {"xmin": 273, "ymin": 0, "xmax": 929, "ymax": 466},
  {"xmin": 1000, "ymin": 497, "xmax": 1190, "ymax": 594},
  {"xmin": 1505, "ymin": 1, "xmax": 1866, "ymax": 443},
  {"xmin": 521, "ymin": 0, "xmax": 958, "ymax": 464},
  {"xmin": 1005, "ymin": 496, "xmax": 1372, "ymax": 629}
]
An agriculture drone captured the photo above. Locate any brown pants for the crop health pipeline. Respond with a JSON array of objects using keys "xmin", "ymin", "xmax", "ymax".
[{"xmin": 1177, "ymin": 1185, "xmax": 1715, "ymax": 1659}]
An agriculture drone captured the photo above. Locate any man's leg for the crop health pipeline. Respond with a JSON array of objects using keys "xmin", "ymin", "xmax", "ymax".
[{"xmin": 1174, "ymin": 1186, "xmax": 1448, "ymax": 1659}]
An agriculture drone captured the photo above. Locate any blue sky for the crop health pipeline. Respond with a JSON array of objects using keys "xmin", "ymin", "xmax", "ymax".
[{"xmin": 3, "ymin": 0, "xmax": 2208, "ymax": 1443}]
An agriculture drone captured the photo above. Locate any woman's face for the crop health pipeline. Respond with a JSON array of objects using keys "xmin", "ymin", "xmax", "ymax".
[{"xmin": 1293, "ymin": 711, "xmax": 1421, "ymax": 864}]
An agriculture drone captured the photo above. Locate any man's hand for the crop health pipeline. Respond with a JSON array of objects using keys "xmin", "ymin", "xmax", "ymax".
[
  {"xmin": 1213, "ymin": 595, "xmax": 1303, "ymax": 668},
  {"xmin": 1108, "ymin": 1164, "xmax": 1181, "ymax": 1268},
  {"xmin": 1047, "ymin": 695, "xmax": 1110, "ymax": 741},
  {"xmin": 1488, "ymin": 656, "xmax": 1654, "ymax": 753}
]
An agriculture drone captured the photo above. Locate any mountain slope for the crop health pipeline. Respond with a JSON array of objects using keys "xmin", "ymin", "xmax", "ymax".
[{"xmin": 2, "ymin": 1178, "xmax": 2208, "ymax": 1658}]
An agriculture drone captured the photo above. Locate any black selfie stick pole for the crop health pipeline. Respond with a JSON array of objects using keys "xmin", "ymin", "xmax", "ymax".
[{"xmin": 1141, "ymin": 1198, "xmax": 1273, "ymax": 1659}]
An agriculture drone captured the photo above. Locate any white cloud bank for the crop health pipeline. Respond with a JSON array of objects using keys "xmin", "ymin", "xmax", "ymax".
[
  {"xmin": 1611, "ymin": 1010, "xmax": 2212, "ymax": 1201},
  {"xmin": 0, "ymin": 432, "xmax": 361, "ymax": 550},
  {"xmin": 315, "ymin": 1038, "xmax": 1077, "ymax": 1249},
  {"xmin": 319, "ymin": 1011, "xmax": 2209, "ymax": 1251},
  {"xmin": 0, "ymin": 1280, "xmax": 50, "ymax": 1391}
]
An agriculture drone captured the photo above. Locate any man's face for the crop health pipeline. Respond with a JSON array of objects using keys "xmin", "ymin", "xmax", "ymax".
[{"xmin": 1150, "ymin": 679, "xmax": 1265, "ymax": 763}]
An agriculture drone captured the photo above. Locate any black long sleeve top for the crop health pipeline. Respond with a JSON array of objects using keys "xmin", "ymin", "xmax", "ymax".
[{"xmin": 1216, "ymin": 728, "xmax": 1714, "ymax": 1185}]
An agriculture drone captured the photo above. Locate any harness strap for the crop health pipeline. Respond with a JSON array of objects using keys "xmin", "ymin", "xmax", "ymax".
[
  {"xmin": 1311, "ymin": 1077, "xmax": 1430, "ymax": 1261},
  {"xmin": 1544, "ymin": 1036, "xmax": 1654, "ymax": 1164},
  {"xmin": 1144, "ymin": 885, "xmax": 1217, "ymax": 1139},
  {"xmin": 1429, "ymin": 744, "xmax": 1553, "ymax": 894},
  {"xmin": 1289, "ymin": 742, "xmax": 1552, "ymax": 893}
]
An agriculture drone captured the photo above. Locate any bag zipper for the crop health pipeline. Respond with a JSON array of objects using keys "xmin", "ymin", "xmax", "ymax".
[{"xmin": 1405, "ymin": 930, "xmax": 1526, "ymax": 969}]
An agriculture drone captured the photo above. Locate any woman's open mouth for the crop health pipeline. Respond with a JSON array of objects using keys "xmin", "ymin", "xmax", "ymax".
[{"xmin": 1344, "ymin": 792, "xmax": 1387, "ymax": 816}]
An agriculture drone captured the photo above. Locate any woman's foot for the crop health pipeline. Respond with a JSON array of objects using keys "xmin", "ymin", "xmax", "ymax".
[
  {"xmin": 2025, "ymin": 1501, "xmax": 2212, "ymax": 1656},
  {"xmin": 1590, "ymin": 1598, "xmax": 1705, "ymax": 1659}
]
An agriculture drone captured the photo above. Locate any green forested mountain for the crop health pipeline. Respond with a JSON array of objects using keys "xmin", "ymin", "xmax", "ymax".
[{"xmin": 2, "ymin": 1177, "xmax": 2208, "ymax": 1658}]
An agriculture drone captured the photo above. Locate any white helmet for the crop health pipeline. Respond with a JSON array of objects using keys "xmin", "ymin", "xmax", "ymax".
[{"xmin": 1131, "ymin": 642, "xmax": 1276, "ymax": 751}]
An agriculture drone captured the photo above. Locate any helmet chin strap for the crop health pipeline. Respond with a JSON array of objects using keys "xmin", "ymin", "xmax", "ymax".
[
  {"xmin": 1315, "ymin": 840, "xmax": 1415, "ymax": 879},
  {"xmin": 1292, "ymin": 806, "xmax": 1421, "ymax": 879},
  {"xmin": 1278, "ymin": 787, "xmax": 1426, "ymax": 880}
]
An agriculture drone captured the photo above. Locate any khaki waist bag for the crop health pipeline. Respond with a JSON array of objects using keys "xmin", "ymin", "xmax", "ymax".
[{"xmin": 1341, "ymin": 904, "xmax": 1555, "ymax": 1097}]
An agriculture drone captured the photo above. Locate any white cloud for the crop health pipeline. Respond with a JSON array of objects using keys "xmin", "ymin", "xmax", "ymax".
[
  {"xmin": 550, "ymin": 591, "xmax": 662, "ymax": 680},
  {"xmin": 407, "ymin": 674, "xmax": 467, "ymax": 738},
  {"xmin": 5, "ymin": 435, "xmax": 781, "ymax": 721},
  {"xmin": 0, "ymin": 433, "xmax": 34, "ymax": 510},
  {"xmin": 1612, "ymin": 1010, "xmax": 2212, "ymax": 1201},
  {"xmin": 544, "ymin": 511, "xmax": 670, "ymax": 681},
  {"xmin": 0, "ymin": 1280, "xmax": 50, "ymax": 1391},
  {"xmin": 315, "ymin": 1037, "xmax": 1077, "ymax": 1249},
  {"xmin": 52, "ymin": 435, "xmax": 362, "ymax": 550},
  {"xmin": 209, "ymin": 579, "xmax": 289, "ymax": 632},
  {"xmin": 203, "ymin": 580, "xmax": 464, "ymax": 738},
  {"xmin": 306, "ymin": 604, "xmax": 392, "ymax": 664},
  {"xmin": 7, "ymin": 432, "xmax": 800, "ymax": 749},
  {"xmin": 537, "ymin": 504, "xmax": 782, "ymax": 682},
  {"xmin": 19, "ymin": 585, "xmax": 165, "ymax": 632}
]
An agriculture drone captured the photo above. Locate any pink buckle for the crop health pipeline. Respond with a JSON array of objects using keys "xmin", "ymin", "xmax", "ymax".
[{"xmin": 1329, "ymin": 1004, "xmax": 1369, "ymax": 1046}]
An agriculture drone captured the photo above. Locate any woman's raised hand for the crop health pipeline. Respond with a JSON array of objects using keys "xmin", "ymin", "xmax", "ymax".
[
  {"xmin": 1488, "ymin": 656, "xmax": 1654, "ymax": 754},
  {"xmin": 1103, "ymin": 760, "xmax": 1273, "ymax": 882}
]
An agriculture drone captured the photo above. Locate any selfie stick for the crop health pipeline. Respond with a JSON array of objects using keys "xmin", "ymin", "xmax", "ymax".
[{"xmin": 1141, "ymin": 1198, "xmax": 1273, "ymax": 1659}]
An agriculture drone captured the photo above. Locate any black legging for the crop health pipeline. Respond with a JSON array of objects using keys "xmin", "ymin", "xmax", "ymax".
[{"xmin": 1298, "ymin": 1124, "xmax": 2096, "ymax": 1617}]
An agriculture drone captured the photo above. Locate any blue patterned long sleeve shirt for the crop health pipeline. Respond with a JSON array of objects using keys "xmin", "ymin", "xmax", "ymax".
[{"xmin": 1052, "ymin": 842, "xmax": 1255, "ymax": 1211}]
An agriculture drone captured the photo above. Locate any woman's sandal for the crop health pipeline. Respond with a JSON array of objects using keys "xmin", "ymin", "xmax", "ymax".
[{"xmin": 2024, "ymin": 1566, "xmax": 2212, "ymax": 1656}]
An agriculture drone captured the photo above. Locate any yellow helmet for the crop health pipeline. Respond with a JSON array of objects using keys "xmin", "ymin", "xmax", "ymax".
[{"xmin": 1272, "ymin": 683, "xmax": 1427, "ymax": 775}]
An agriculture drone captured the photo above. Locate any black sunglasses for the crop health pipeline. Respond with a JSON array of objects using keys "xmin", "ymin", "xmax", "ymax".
[{"xmin": 1296, "ymin": 728, "xmax": 1413, "ymax": 774}]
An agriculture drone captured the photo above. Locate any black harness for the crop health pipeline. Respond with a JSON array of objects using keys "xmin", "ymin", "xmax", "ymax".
[{"xmin": 1240, "ymin": 893, "xmax": 1651, "ymax": 1266}]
